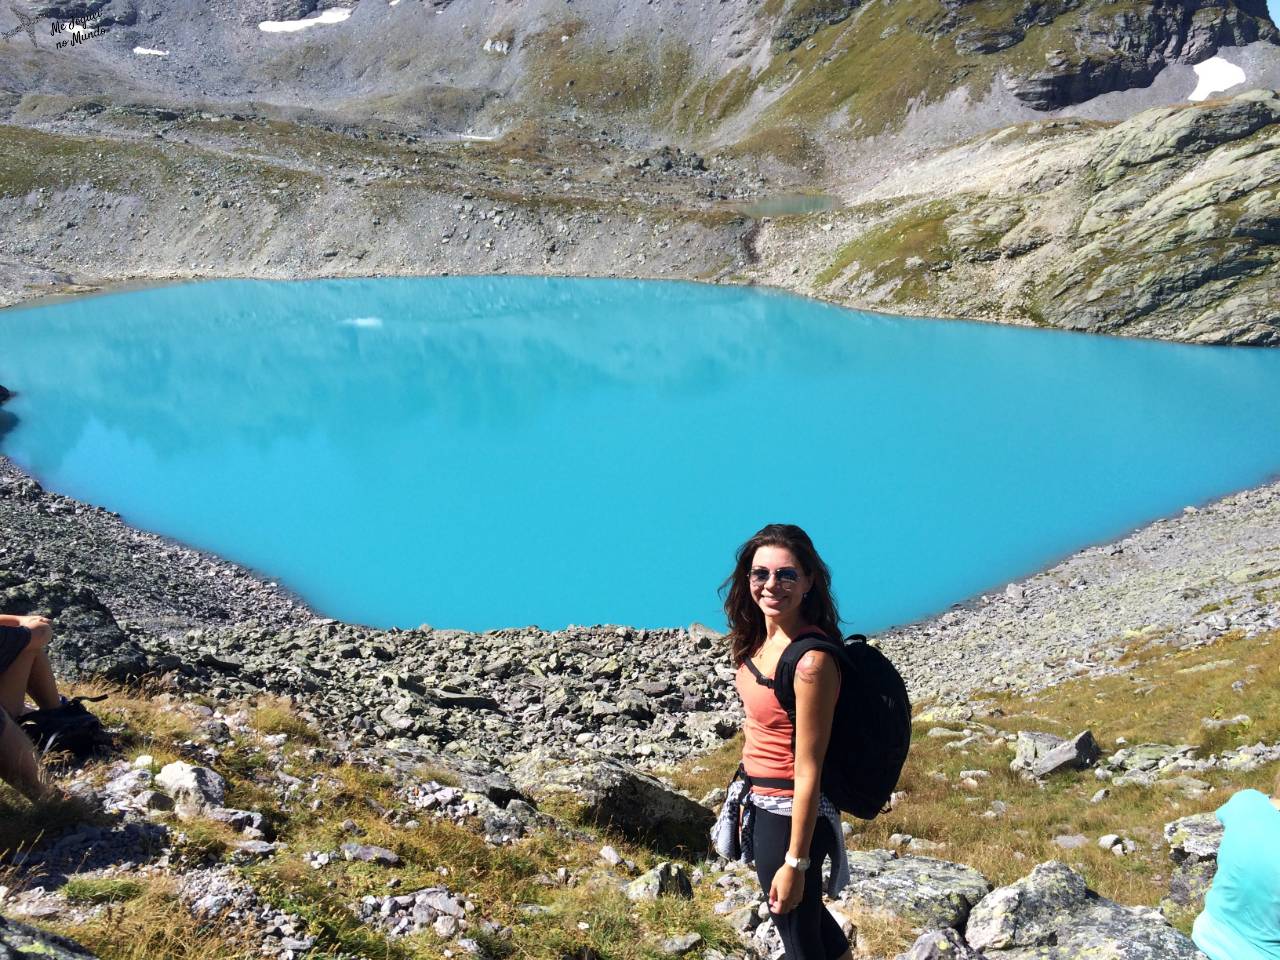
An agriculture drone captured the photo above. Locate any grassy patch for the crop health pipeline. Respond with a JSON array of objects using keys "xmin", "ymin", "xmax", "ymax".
[
  {"xmin": 816, "ymin": 199, "xmax": 959, "ymax": 296},
  {"xmin": 249, "ymin": 860, "xmax": 409, "ymax": 959},
  {"xmin": 169, "ymin": 818, "xmax": 239, "ymax": 866},
  {"xmin": 523, "ymin": 32, "xmax": 696, "ymax": 120},
  {"xmin": 251, "ymin": 696, "xmax": 321, "ymax": 744},
  {"xmin": 62, "ymin": 877, "xmax": 145, "ymax": 905},
  {"xmin": 45, "ymin": 879, "xmax": 252, "ymax": 960}
]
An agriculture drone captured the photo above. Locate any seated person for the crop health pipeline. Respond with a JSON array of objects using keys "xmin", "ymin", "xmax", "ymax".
[
  {"xmin": 1192, "ymin": 769, "xmax": 1280, "ymax": 960},
  {"xmin": 0, "ymin": 614, "xmax": 61, "ymax": 800}
]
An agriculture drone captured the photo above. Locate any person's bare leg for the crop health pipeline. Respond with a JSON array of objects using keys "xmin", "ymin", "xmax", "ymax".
[
  {"xmin": 0, "ymin": 626, "xmax": 52, "ymax": 717},
  {"xmin": 0, "ymin": 645, "xmax": 38, "ymax": 718},
  {"xmin": 0, "ymin": 709, "xmax": 45, "ymax": 801},
  {"xmin": 25, "ymin": 648, "xmax": 60, "ymax": 711}
]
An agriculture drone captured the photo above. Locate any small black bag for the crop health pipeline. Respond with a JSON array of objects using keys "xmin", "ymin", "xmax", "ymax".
[
  {"xmin": 745, "ymin": 632, "xmax": 911, "ymax": 819},
  {"xmin": 18, "ymin": 694, "xmax": 115, "ymax": 760}
]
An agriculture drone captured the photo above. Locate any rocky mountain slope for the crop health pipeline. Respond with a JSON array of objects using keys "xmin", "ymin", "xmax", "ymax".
[
  {"xmin": 5, "ymin": 0, "xmax": 1277, "ymax": 147},
  {"xmin": 0, "ymin": 0, "xmax": 1278, "ymax": 341}
]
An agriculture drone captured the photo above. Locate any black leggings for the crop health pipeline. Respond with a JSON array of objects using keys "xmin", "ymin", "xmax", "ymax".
[{"xmin": 751, "ymin": 805, "xmax": 850, "ymax": 960}]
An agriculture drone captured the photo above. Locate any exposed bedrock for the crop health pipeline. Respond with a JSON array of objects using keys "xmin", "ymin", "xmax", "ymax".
[
  {"xmin": 763, "ymin": 89, "xmax": 1280, "ymax": 344},
  {"xmin": 981, "ymin": 0, "xmax": 1279, "ymax": 109}
]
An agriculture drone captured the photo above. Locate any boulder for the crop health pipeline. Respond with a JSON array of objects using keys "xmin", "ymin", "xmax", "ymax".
[
  {"xmin": 155, "ymin": 761, "xmax": 226, "ymax": 817},
  {"xmin": 966, "ymin": 860, "xmax": 1203, "ymax": 958},
  {"xmin": 1162, "ymin": 812, "xmax": 1223, "ymax": 913},
  {"xmin": 1105, "ymin": 743, "xmax": 1196, "ymax": 781},
  {"xmin": 341, "ymin": 843, "xmax": 401, "ymax": 866},
  {"xmin": 837, "ymin": 850, "xmax": 992, "ymax": 930},
  {"xmin": 1164, "ymin": 813, "xmax": 1223, "ymax": 863},
  {"xmin": 1029, "ymin": 730, "xmax": 1101, "ymax": 779},
  {"xmin": 659, "ymin": 932, "xmax": 702, "ymax": 955},
  {"xmin": 625, "ymin": 862, "xmax": 693, "ymax": 901},
  {"xmin": 0, "ymin": 572, "xmax": 150, "ymax": 682},
  {"xmin": 1009, "ymin": 732, "xmax": 1065, "ymax": 776},
  {"xmin": 0, "ymin": 914, "xmax": 99, "ymax": 959},
  {"xmin": 896, "ymin": 927, "xmax": 986, "ymax": 960},
  {"xmin": 508, "ymin": 751, "xmax": 712, "ymax": 855}
]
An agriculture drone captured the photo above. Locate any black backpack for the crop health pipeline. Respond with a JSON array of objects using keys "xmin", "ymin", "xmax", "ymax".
[
  {"xmin": 744, "ymin": 631, "xmax": 911, "ymax": 819},
  {"xmin": 18, "ymin": 695, "xmax": 115, "ymax": 761}
]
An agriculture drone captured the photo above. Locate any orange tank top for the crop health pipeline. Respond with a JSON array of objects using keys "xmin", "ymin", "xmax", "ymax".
[
  {"xmin": 735, "ymin": 658, "xmax": 796, "ymax": 796},
  {"xmin": 736, "ymin": 629, "xmax": 837, "ymax": 797}
]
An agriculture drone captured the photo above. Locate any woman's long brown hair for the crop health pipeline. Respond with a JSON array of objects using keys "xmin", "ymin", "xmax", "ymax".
[{"xmin": 719, "ymin": 523, "xmax": 843, "ymax": 666}]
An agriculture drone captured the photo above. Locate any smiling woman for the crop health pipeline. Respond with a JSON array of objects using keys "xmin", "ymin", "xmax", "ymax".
[{"xmin": 718, "ymin": 523, "xmax": 851, "ymax": 960}]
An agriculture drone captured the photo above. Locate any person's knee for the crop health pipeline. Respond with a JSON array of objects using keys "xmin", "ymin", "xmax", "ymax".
[{"xmin": 26, "ymin": 623, "xmax": 52, "ymax": 650}]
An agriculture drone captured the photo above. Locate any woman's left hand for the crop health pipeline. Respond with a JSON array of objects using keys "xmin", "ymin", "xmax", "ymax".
[{"xmin": 769, "ymin": 863, "xmax": 804, "ymax": 914}]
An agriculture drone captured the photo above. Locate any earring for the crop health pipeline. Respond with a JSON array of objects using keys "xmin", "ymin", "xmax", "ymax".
[{"xmin": 802, "ymin": 591, "xmax": 810, "ymax": 600}]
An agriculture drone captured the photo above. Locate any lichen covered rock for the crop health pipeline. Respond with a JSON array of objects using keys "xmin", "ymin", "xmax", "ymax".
[
  {"xmin": 837, "ymin": 850, "xmax": 992, "ymax": 930},
  {"xmin": 966, "ymin": 860, "xmax": 1204, "ymax": 958}
]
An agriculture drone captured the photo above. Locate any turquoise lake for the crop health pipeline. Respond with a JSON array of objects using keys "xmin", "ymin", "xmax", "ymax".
[{"xmin": 2, "ymin": 276, "xmax": 1280, "ymax": 634}]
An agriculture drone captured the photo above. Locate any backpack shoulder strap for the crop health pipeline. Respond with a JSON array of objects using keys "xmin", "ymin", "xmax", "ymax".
[
  {"xmin": 773, "ymin": 632, "xmax": 845, "ymax": 716},
  {"xmin": 742, "ymin": 654, "xmax": 774, "ymax": 688}
]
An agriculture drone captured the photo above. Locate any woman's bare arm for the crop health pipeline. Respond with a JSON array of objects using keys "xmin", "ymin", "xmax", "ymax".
[{"xmin": 790, "ymin": 649, "xmax": 840, "ymax": 862}]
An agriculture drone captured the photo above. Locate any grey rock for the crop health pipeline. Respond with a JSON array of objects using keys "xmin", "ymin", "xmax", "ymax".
[
  {"xmin": 838, "ymin": 850, "xmax": 992, "ymax": 930},
  {"xmin": 1009, "ymin": 732, "xmax": 1065, "ymax": 775},
  {"xmin": 625, "ymin": 862, "xmax": 693, "ymax": 902},
  {"xmin": 231, "ymin": 839, "xmax": 280, "ymax": 860},
  {"xmin": 896, "ymin": 927, "xmax": 986, "ymax": 960},
  {"xmin": 155, "ymin": 761, "xmax": 226, "ymax": 816},
  {"xmin": 341, "ymin": 843, "xmax": 401, "ymax": 866},
  {"xmin": 0, "ymin": 913, "xmax": 99, "ymax": 958},
  {"xmin": 1029, "ymin": 730, "xmax": 1101, "ymax": 778},
  {"xmin": 509, "ymin": 751, "xmax": 712, "ymax": 855},
  {"xmin": 1165, "ymin": 812, "xmax": 1224, "ymax": 862},
  {"xmin": 1165, "ymin": 857, "xmax": 1218, "ymax": 913},
  {"xmin": 966, "ymin": 860, "xmax": 1202, "ymax": 957},
  {"xmin": 1162, "ymin": 811, "xmax": 1223, "ymax": 913},
  {"xmin": 660, "ymin": 933, "xmax": 702, "ymax": 955},
  {"xmin": 0, "ymin": 572, "xmax": 150, "ymax": 682}
]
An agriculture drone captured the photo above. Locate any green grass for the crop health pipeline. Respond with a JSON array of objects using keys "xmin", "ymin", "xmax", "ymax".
[
  {"xmin": 63, "ymin": 877, "xmax": 145, "ymax": 905},
  {"xmin": 249, "ymin": 862, "xmax": 410, "ymax": 959},
  {"xmin": 816, "ymin": 199, "xmax": 959, "ymax": 296},
  {"xmin": 45, "ymin": 879, "xmax": 253, "ymax": 960}
]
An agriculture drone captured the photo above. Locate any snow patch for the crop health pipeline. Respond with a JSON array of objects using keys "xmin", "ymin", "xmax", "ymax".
[
  {"xmin": 133, "ymin": 46, "xmax": 169, "ymax": 56},
  {"xmin": 341, "ymin": 317, "xmax": 384, "ymax": 328},
  {"xmin": 259, "ymin": 8, "xmax": 352, "ymax": 33},
  {"xmin": 1189, "ymin": 56, "xmax": 1247, "ymax": 101}
]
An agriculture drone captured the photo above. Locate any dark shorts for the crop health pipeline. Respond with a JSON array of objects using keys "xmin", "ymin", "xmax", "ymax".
[{"xmin": 0, "ymin": 624, "xmax": 32, "ymax": 675}]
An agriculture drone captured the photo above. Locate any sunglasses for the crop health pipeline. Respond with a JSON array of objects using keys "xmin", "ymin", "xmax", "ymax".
[{"xmin": 749, "ymin": 566, "xmax": 801, "ymax": 589}]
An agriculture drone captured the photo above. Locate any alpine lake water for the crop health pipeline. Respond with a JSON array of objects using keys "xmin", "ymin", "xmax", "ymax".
[{"xmin": 3, "ymin": 276, "xmax": 1280, "ymax": 635}]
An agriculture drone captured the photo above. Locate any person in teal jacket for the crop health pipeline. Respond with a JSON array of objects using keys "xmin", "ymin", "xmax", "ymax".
[{"xmin": 1193, "ymin": 769, "xmax": 1280, "ymax": 960}]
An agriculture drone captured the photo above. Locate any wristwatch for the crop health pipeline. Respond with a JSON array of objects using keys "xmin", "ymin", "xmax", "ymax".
[{"xmin": 784, "ymin": 853, "xmax": 811, "ymax": 870}]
